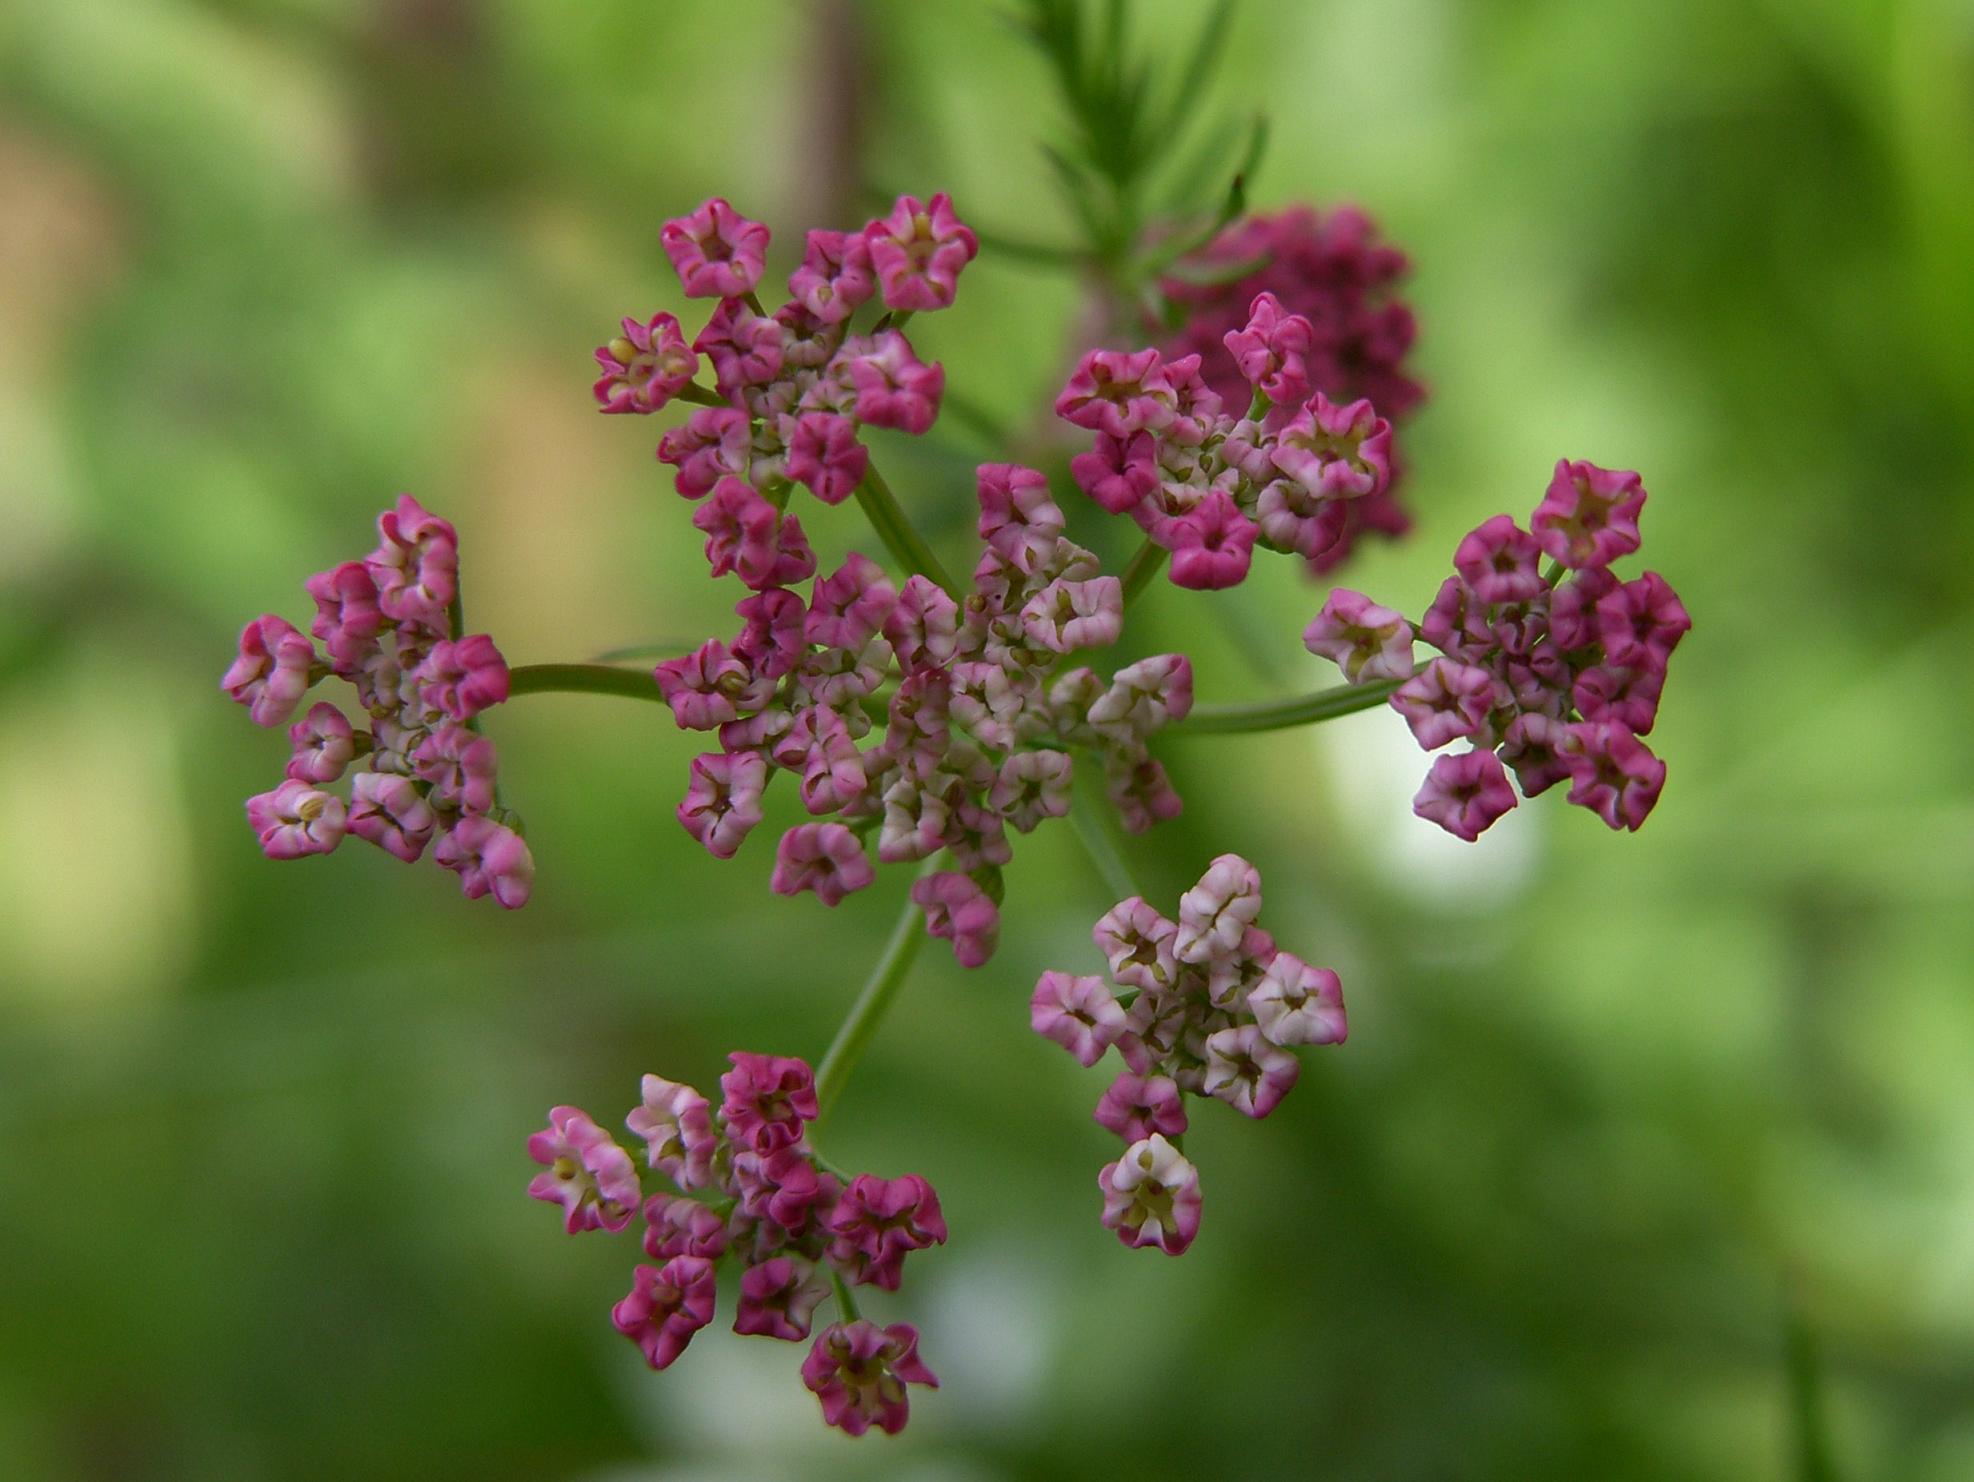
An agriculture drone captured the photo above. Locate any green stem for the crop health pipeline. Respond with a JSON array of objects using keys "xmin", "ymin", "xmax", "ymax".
[
  {"xmin": 678, "ymin": 382, "xmax": 727, "ymax": 408},
  {"xmin": 1067, "ymin": 760, "xmax": 1146, "ymax": 902},
  {"xmin": 830, "ymin": 1269, "xmax": 863, "ymax": 1325},
  {"xmin": 852, "ymin": 464, "xmax": 962, "ymax": 599},
  {"xmin": 507, "ymin": 663, "xmax": 663, "ymax": 702},
  {"xmin": 1175, "ymin": 677, "xmax": 1403, "ymax": 735},
  {"xmin": 1118, "ymin": 538, "xmax": 1168, "ymax": 607},
  {"xmin": 812, "ymin": 881, "xmax": 930, "ymax": 1129}
]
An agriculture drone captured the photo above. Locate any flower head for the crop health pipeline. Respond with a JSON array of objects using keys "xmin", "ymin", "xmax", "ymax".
[
  {"xmin": 612, "ymin": 1256, "xmax": 718, "ymax": 1370},
  {"xmin": 527, "ymin": 1105, "xmax": 641, "ymax": 1234},
  {"xmin": 1098, "ymin": 1134, "xmax": 1203, "ymax": 1256},
  {"xmin": 660, "ymin": 198, "xmax": 770, "ymax": 299},
  {"xmin": 863, "ymin": 192, "xmax": 978, "ymax": 311},
  {"xmin": 801, "ymin": 1321, "xmax": 938, "ymax": 1436}
]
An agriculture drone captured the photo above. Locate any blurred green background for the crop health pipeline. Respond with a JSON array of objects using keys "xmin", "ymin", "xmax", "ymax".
[{"xmin": 3, "ymin": 0, "xmax": 1973, "ymax": 1477}]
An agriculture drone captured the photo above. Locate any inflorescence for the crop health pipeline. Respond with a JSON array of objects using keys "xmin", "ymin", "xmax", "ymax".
[
  {"xmin": 1033, "ymin": 855, "xmax": 1346, "ymax": 1255},
  {"xmin": 220, "ymin": 182, "xmax": 1687, "ymax": 1438},
  {"xmin": 223, "ymin": 496, "xmax": 532, "ymax": 906},
  {"xmin": 529, "ymin": 1054, "xmax": 944, "ymax": 1436}
]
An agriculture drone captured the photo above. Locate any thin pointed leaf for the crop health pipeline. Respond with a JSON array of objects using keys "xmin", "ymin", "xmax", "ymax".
[{"xmin": 1155, "ymin": 0, "xmax": 1238, "ymax": 145}]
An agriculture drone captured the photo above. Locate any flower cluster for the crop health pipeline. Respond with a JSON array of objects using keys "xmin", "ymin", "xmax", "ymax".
[
  {"xmin": 528, "ymin": 1053, "xmax": 942, "ymax": 1436},
  {"xmin": 221, "ymin": 496, "xmax": 533, "ymax": 906},
  {"xmin": 656, "ymin": 464, "xmax": 1195, "ymax": 966},
  {"xmin": 1057, "ymin": 292, "xmax": 1396, "ymax": 590},
  {"xmin": 1304, "ymin": 460, "xmax": 1691, "ymax": 839},
  {"xmin": 1159, "ymin": 205, "xmax": 1424, "ymax": 569},
  {"xmin": 1031, "ymin": 856, "xmax": 1346, "ymax": 1256},
  {"xmin": 595, "ymin": 192, "xmax": 976, "ymax": 580}
]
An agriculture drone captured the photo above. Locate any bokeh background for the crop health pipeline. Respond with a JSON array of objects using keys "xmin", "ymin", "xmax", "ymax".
[{"xmin": 4, "ymin": 0, "xmax": 1973, "ymax": 1477}]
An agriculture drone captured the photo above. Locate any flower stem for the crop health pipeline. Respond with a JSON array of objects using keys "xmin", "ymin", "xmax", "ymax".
[
  {"xmin": 830, "ymin": 1269, "xmax": 863, "ymax": 1325},
  {"xmin": 678, "ymin": 382, "xmax": 727, "ymax": 408},
  {"xmin": 507, "ymin": 663, "xmax": 664, "ymax": 702},
  {"xmin": 1174, "ymin": 676, "xmax": 1403, "ymax": 735},
  {"xmin": 1118, "ymin": 537, "xmax": 1168, "ymax": 607},
  {"xmin": 852, "ymin": 464, "xmax": 963, "ymax": 600},
  {"xmin": 1067, "ymin": 760, "xmax": 1145, "ymax": 902},
  {"xmin": 812, "ymin": 881, "xmax": 930, "ymax": 1130}
]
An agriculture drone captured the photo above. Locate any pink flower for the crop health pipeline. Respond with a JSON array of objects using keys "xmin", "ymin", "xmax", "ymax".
[
  {"xmin": 1055, "ymin": 348, "xmax": 1174, "ymax": 437},
  {"xmin": 1175, "ymin": 854, "xmax": 1264, "ymax": 964},
  {"xmin": 734, "ymin": 587, "xmax": 809, "ymax": 679},
  {"xmin": 416, "ymin": 634, "xmax": 509, "ymax": 721},
  {"xmin": 719, "ymin": 1052, "xmax": 819, "ymax": 1155},
  {"xmin": 911, "ymin": 870, "xmax": 1000, "ymax": 968},
  {"xmin": 1201, "ymin": 1023, "xmax": 1301, "ymax": 1118},
  {"xmin": 789, "ymin": 708, "xmax": 868, "ymax": 816},
  {"xmin": 1269, "ymin": 393, "xmax": 1392, "ymax": 500},
  {"xmin": 1098, "ymin": 1134, "xmax": 1202, "ymax": 1256},
  {"xmin": 731, "ymin": 1144, "xmax": 839, "ymax": 1233},
  {"xmin": 694, "ymin": 297, "xmax": 785, "ymax": 399},
  {"xmin": 660, "ymin": 197, "xmax": 770, "ymax": 299},
  {"xmin": 642, "ymin": 1196, "xmax": 730, "ymax": 1261},
  {"xmin": 304, "ymin": 562, "xmax": 384, "ymax": 674},
  {"xmin": 804, "ymin": 553, "xmax": 897, "ymax": 650},
  {"xmin": 1088, "ymin": 654, "xmax": 1194, "ymax": 739},
  {"xmin": 785, "ymin": 412, "xmax": 869, "ymax": 505},
  {"xmin": 989, "ymin": 749, "xmax": 1073, "ymax": 832},
  {"xmin": 1252, "ymin": 476, "xmax": 1349, "ymax": 561},
  {"xmin": 734, "ymin": 1256, "xmax": 831, "ymax": 1341},
  {"xmin": 286, "ymin": 702, "xmax": 357, "ymax": 783},
  {"xmin": 802, "ymin": 1321, "xmax": 939, "ymax": 1437},
  {"xmin": 657, "ymin": 406, "xmax": 752, "ymax": 499},
  {"xmin": 1499, "ymin": 711, "xmax": 1572, "ymax": 797},
  {"xmin": 1531, "ymin": 459, "xmax": 1646, "ymax": 570},
  {"xmin": 1548, "ymin": 567, "xmax": 1618, "ymax": 650},
  {"xmin": 223, "ymin": 614, "xmax": 317, "ymax": 728},
  {"xmin": 692, "ymin": 477, "xmax": 817, "ymax": 590},
  {"xmin": 827, "ymin": 1173, "xmax": 949, "ymax": 1290},
  {"xmin": 1595, "ymin": 570, "xmax": 1690, "ymax": 671},
  {"xmin": 593, "ymin": 312, "xmax": 698, "ymax": 413},
  {"xmin": 366, "ymin": 494, "xmax": 458, "ymax": 630},
  {"xmin": 347, "ymin": 771, "xmax": 437, "ymax": 862},
  {"xmin": 1165, "ymin": 491, "xmax": 1257, "ymax": 590},
  {"xmin": 1248, "ymin": 952, "xmax": 1347, "ymax": 1046},
  {"xmin": 845, "ymin": 329, "xmax": 944, "ymax": 433},
  {"xmin": 1020, "ymin": 574, "xmax": 1123, "ymax": 653},
  {"xmin": 1104, "ymin": 750, "xmax": 1184, "ymax": 834},
  {"xmin": 1030, "ymin": 971, "xmax": 1126, "ymax": 1067},
  {"xmin": 690, "ymin": 301, "xmax": 781, "ymax": 406},
  {"xmin": 863, "ymin": 192, "xmax": 978, "ymax": 311},
  {"xmin": 1223, "ymin": 291, "xmax": 1315, "ymax": 405},
  {"xmin": 1412, "ymin": 748, "xmax": 1519, "ymax": 841},
  {"xmin": 1572, "ymin": 661, "xmax": 1666, "ymax": 735},
  {"xmin": 1069, "ymin": 429, "xmax": 1160, "ymax": 515},
  {"xmin": 884, "ymin": 574, "xmax": 960, "ymax": 672},
  {"xmin": 526, "ymin": 1105, "xmax": 641, "ymax": 1234},
  {"xmin": 1302, "ymin": 588, "xmax": 1416, "ymax": 684},
  {"xmin": 1093, "ymin": 1072, "xmax": 1188, "ymax": 1142},
  {"xmin": 1563, "ymin": 720, "xmax": 1666, "ymax": 830},
  {"xmin": 976, "ymin": 463, "xmax": 1065, "ymax": 567},
  {"xmin": 245, "ymin": 779, "xmax": 347, "ymax": 859},
  {"xmin": 789, "ymin": 228, "xmax": 876, "ymax": 323},
  {"xmin": 612, "ymin": 1256, "xmax": 717, "ymax": 1370},
  {"xmin": 1093, "ymin": 897, "xmax": 1181, "ymax": 992},
  {"xmin": 654, "ymin": 639, "xmax": 769, "ymax": 731},
  {"xmin": 433, "ymin": 815, "xmax": 534, "ymax": 907},
  {"xmin": 677, "ymin": 750, "xmax": 768, "ymax": 859},
  {"xmin": 1390, "ymin": 657, "xmax": 1498, "ymax": 750},
  {"xmin": 413, "ymin": 725, "xmax": 499, "ymax": 814},
  {"xmin": 1454, "ymin": 514, "xmax": 1546, "ymax": 605},
  {"xmin": 771, "ymin": 823, "xmax": 875, "ymax": 906},
  {"xmin": 625, "ymin": 1074, "xmax": 719, "ymax": 1190}
]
